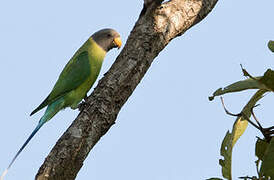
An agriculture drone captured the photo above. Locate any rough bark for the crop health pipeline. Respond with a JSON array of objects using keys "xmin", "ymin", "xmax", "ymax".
[{"xmin": 36, "ymin": 0, "xmax": 218, "ymax": 179}]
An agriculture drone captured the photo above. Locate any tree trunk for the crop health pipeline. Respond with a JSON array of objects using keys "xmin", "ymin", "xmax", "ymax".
[{"xmin": 36, "ymin": 0, "xmax": 218, "ymax": 179}]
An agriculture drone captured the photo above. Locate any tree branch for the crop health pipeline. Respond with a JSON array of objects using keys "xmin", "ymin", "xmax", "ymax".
[{"xmin": 36, "ymin": 0, "xmax": 218, "ymax": 179}]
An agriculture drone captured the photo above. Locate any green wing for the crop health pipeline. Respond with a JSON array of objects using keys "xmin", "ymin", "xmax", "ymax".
[{"xmin": 30, "ymin": 51, "xmax": 91, "ymax": 116}]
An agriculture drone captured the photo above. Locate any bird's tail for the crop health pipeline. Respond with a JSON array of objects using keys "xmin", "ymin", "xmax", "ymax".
[
  {"xmin": 0, "ymin": 121, "xmax": 43, "ymax": 180},
  {"xmin": 0, "ymin": 98, "xmax": 65, "ymax": 180}
]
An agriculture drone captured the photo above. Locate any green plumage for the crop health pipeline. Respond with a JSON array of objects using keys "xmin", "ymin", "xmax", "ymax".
[
  {"xmin": 1, "ymin": 29, "xmax": 121, "ymax": 179},
  {"xmin": 31, "ymin": 38, "xmax": 106, "ymax": 116}
]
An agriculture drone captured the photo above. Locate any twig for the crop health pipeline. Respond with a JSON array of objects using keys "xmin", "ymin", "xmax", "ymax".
[{"xmin": 220, "ymin": 97, "xmax": 260, "ymax": 129}]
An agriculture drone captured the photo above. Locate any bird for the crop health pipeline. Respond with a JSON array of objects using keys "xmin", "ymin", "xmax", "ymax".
[{"xmin": 0, "ymin": 28, "xmax": 122, "ymax": 180}]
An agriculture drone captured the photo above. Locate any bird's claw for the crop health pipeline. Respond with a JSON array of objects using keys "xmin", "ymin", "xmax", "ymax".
[
  {"xmin": 84, "ymin": 96, "xmax": 88, "ymax": 101},
  {"xmin": 78, "ymin": 101, "xmax": 88, "ymax": 112},
  {"xmin": 78, "ymin": 101, "xmax": 91, "ymax": 117}
]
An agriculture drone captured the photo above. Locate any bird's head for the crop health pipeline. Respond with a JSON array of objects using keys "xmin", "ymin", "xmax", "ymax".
[{"xmin": 91, "ymin": 28, "xmax": 122, "ymax": 52}]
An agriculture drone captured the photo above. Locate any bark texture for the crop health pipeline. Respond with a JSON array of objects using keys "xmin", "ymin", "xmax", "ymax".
[{"xmin": 36, "ymin": 0, "xmax": 218, "ymax": 179}]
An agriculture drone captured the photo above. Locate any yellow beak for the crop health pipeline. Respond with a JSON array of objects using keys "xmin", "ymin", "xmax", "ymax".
[{"xmin": 114, "ymin": 37, "xmax": 122, "ymax": 49}]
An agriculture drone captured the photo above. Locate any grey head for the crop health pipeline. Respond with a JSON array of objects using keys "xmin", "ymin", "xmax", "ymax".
[{"xmin": 91, "ymin": 28, "xmax": 122, "ymax": 52}]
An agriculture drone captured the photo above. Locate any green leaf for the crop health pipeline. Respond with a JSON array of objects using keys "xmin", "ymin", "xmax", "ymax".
[
  {"xmin": 255, "ymin": 138, "xmax": 269, "ymax": 161},
  {"xmin": 209, "ymin": 78, "xmax": 264, "ymax": 101},
  {"xmin": 209, "ymin": 67, "xmax": 274, "ymax": 101},
  {"xmin": 258, "ymin": 69, "xmax": 274, "ymax": 91},
  {"xmin": 218, "ymin": 90, "xmax": 267, "ymax": 180},
  {"xmin": 219, "ymin": 131, "xmax": 232, "ymax": 180},
  {"xmin": 231, "ymin": 89, "xmax": 266, "ymax": 146},
  {"xmin": 260, "ymin": 137, "xmax": 274, "ymax": 179},
  {"xmin": 268, "ymin": 40, "xmax": 274, "ymax": 52}
]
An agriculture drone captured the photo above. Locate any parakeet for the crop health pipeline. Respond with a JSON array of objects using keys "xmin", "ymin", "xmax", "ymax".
[{"xmin": 0, "ymin": 28, "xmax": 122, "ymax": 179}]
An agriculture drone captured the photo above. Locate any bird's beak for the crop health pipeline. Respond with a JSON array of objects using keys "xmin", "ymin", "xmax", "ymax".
[{"xmin": 114, "ymin": 37, "xmax": 122, "ymax": 49}]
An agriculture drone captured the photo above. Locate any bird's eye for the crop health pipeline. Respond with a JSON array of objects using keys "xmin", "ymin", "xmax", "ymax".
[{"xmin": 107, "ymin": 34, "xmax": 111, "ymax": 37}]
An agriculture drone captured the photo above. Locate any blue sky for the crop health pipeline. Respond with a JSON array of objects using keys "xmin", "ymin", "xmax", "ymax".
[{"xmin": 0, "ymin": 0, "xmax": 274, "ymax": 179}]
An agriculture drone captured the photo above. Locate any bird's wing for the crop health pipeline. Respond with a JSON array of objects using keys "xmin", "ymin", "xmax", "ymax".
[{"xmin": 30, "ymin": 51, "xmax": 91, "ymax": 116}]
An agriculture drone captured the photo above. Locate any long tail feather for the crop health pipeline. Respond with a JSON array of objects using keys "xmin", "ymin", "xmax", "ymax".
[
  {"xmin": 0, "ymin": 121, "xmax": 44, "ymax": 180},
  {"xmin": 1, "ymin": 98, "xmax": 65, "ymax": 180}
]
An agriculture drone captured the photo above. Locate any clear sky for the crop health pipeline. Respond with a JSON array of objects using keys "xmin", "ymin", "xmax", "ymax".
[{"xmin": 0, "ymin": 0, "xmax": 274, "ymax": 180}]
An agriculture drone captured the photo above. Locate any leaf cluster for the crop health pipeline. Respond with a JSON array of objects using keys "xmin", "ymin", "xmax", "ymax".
[{"xmin": 208, "ymin": 41, "xmax": 274, "ymax": 180}]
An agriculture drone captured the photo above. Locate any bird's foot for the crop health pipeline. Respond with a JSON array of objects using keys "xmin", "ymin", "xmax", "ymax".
[
  {"xmin": 77, "ymin": 95, "xmax": 89, "ymax": 111},
  {"xmin": 78, "ymin": 101, "xmax": 91, "ymax": 117},
  {"xmin": 84, "ymin": 95, "xmax": 88, "ymax": 101},
  {"xmin": 78, "ymin": 101, "xmax": 88, "ymax": 112}
]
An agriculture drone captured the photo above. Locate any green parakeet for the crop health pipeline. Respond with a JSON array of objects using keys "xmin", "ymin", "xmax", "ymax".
[{"xmin": 1, "ymin": 28, "xmax": 122, "ymax": 179}]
